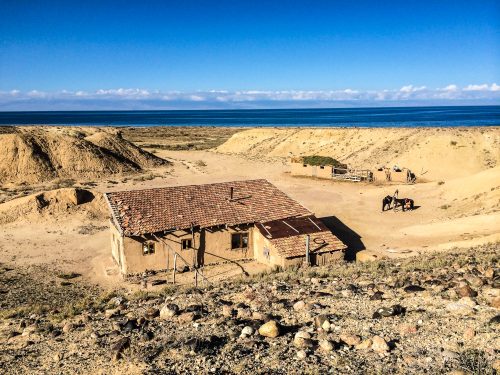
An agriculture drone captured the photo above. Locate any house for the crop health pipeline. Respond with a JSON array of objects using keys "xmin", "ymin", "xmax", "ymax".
[
  {"xmin": 104, "ymin": 179, "xmax": 347, "ymax": 275},
  {"xmin": 291, "ymin": 161, "xmax": 334, "ymax": 179}
]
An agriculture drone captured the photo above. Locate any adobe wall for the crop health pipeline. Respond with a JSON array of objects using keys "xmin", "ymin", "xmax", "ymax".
[
  {"xmin": 201, "ymin": 225, "xmax": 254, "ymax": 265},
  {"xmin": 252, "ymin": 229, "xmax": 285, "ymax": 267},
  {"xmin": 109, "ymin": 220, "xmax": 126, "ymax": 274},
  {"xmin": 291, "ymin": 162, "xmax": 313, "ymax": 177},
  {"xmin": 118, "ymin": 226, "xmax": 255, "ymax": 274},
  {"xmin": 373, "ymin": 169, "xmax": 390, "ymax": 182},
  {"xmin": 121, "ymin": 234, "xmax": 172, "ymax": 274},
  {"xmin": 291, "ymin": 162, "xmax": 333, "ymax": 179},
  {"xmin": 391, "ymin": 170, "xmax": 409, "ymax": 182},
  {"xmin": 316, "ymin": 165, "xmax": 333, "ymax": 179}
]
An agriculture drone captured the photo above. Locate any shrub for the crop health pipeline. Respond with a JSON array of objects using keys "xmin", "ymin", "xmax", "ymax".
[{"xmin": 301, "ymin": 155, "xmax": 347, "ymax": 168}]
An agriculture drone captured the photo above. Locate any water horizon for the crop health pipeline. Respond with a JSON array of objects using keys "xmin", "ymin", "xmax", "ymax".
[{"xmin": 0, "ymin": 105, "xmax": 498, "ymax": 127}]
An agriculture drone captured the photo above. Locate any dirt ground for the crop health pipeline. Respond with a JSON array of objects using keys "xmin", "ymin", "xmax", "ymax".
[{"xmin": 0, "ymin": 127, "xmax": 499, "ymax": 291}]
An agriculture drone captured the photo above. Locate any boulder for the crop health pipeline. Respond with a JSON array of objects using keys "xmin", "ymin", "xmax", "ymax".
[
  {"xmin": 258, "ymin": 320, "xmax": 280, "ymax": 338},
  {"xmin": 160, "ymin": 303, "xmax": 179, "ymax": 319},
  {"xmin": 319, "ymin": 339, "xmax": 334, "ymax": 352},
  {"xmin": 371, "ymin": 335, "xmax": 389, "ymax": 353},
  {"xmin": 340, "ymin": 334, "xmax": 361, "ymax": 346}
]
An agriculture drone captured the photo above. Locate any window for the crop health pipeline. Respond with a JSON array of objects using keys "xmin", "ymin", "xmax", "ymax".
[
  {"xmin": 320, "ymin": 166, "xmax": 325, "ymax": 169},
  {"xmin": 231, "ymin": 233, "xmax": 248, "ymax": 250},
  {"xmin": 142, "ymin": 242, "xmax": 155, "ymax": 255},
  {"xmin": 182, "ymin": 239, "xmax": 192, "ymax": 250},
  {"xmin": 303, "ymin": 164, "xmax": 307, "ymax": 167}
]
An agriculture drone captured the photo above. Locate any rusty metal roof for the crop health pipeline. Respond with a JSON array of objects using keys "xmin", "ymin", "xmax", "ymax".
[
  {"xmin": 105, "ymin": 179, "xmax": 312, "ymax": 236},
  {"xmin": 257, "ymin": 216, "xmax": 347, "ymax": 258}
]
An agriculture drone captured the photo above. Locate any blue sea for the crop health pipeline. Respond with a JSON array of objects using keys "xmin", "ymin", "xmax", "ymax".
[{"xmin": 0, "ymin": 106, "xmax": 498, "ymax": 127}]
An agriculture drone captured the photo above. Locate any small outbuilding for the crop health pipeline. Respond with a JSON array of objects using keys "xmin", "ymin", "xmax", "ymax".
[{"xmin": 105, "ymin": 179, "xmax": 347, "ymax": 275}]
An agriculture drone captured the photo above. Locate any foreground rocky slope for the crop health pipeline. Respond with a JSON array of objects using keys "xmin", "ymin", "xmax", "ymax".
[
  {"xmin": 0, "ymin": 127, "xmax": 169, "ymax": 185},
  {"xmin": 0, "ymin": 245, "xmax": 498, "ymax": 374}
]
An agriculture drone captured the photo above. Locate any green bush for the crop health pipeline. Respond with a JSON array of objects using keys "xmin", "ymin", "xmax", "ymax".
[{"xmin": 302, "ymin": 155, "xmax": 347, "ymax": 168}]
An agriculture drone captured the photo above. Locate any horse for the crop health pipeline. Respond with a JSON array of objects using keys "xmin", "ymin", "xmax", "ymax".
[
  {"xmin": 394, "ymin": 197, "xmax": 414, "ymax": 211},
  {"xmin": 382, "ymin": 195, "xmax": 393, "ymax": 211}
]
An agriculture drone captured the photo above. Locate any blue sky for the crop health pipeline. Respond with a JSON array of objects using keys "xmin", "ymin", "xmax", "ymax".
[{"xmin": 0, "ymin": 0, "xmax": 499, "ymax": 110}]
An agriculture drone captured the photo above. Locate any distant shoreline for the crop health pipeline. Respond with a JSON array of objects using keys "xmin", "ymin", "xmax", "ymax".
[{"xmin": 0, "ymin": 106, "xmax": 499, "ymax": 127}]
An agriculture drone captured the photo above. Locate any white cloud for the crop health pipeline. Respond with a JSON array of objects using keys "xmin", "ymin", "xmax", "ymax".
[{"xmin": 0, "ymin": 84, "xmax": 498, "ymax": 110}]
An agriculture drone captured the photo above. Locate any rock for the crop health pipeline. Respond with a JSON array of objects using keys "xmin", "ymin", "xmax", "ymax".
[
  {"xmin": 355, "ymin": 338, "xmax": 373, "ymax": 350},
  {"xmin": 488, "ymin": 315, "xmax": 500, "ymax": 325},
  {"xmin": 483, "ymin": 267, "xmax": 495, "ymax": 279},
  {"xmin": 122, "ymin": 319, "xmax": 137, "ymax": 332},
  {"xmin": 489, "ymin": 297, "xmax": 500, "ymax": 309},
  {"xmin": 111, "ymin": 337, "xmax": 130, "ymax": 361},
  {"xmin": 293, "ymin": 300, "xmax": 306, "ymax": 311},
  {"xmin": 399, "ymin": 324, "xmax": 418, "ymax": 336},
  {"xmin": 492, "ymin": 359, "xmax": 500, "ymax": 372},
  {"xmin": 105, "ymin": 308, "xmax": 120, "ymax": 319},
  {"xmin": 241, "ymin": 326, "xmax": 254, "ymax": 337},
  {"xmin": 62, "ymin": 322, "xmax": 74, "ymax": 334},
  {"xmin": 404, "ymin": 285, "xmax": 426, "ymax": 293},
  {"xmin": 372, "ymin": 305, "xmax": 405, "ymax": 319},
  {"xmin": 296, "ymin": 350, "xmax": 307, "ymax": 360},
  {"xmin": 441, "ymin": 350, "xmax": 459, "ymax": 361},
  {"xmin": 340, "ymin": 334, "xmax": 361, "ymax": 346},
  {"xmin": 314, "ymin": 315, "xmax": 331, "ymax": 331},
  {"xmin": 446, "ymin": 302, "xmax": 474, "ymax": 315},
  {"xmin": 221, "ymin": 305, "xmax": 235, "ymax": 318},
  {"xmin": 258, "ymin": 320, "xmax": 280, "ymax": 338},
  {"xmin": 144, "ymin": 307, "xmax": 159, "ymax": 319},
  {"xmin": 456, "ymin": 285, "xmax": 477, "ymax": 298},
  {"xmin": 236, "ymin": 307, "xmax": 252, "ymax": 319},
  {"xmin": 294, "ymin": 331, "xmax": 313, "ymax": 348},
  {"xmin": 371, "ymin": 335, "xmax": 389, "ymax": 353},
  {"xmin": 53, "ymin": 352, "xmax": 63, "ymax": 362},
  {"xmin": 356, "ymin": 250, "xmax": 384, "ymax": 262},
  {"xmin": 465, "ymin": 275, "xmax": 484, "ymax": 289},
  {"xmin": 370, "ymin": 291, "xmax": 384, "ymax": 300},
  {"xmin": 177, "ymin": 312, "xmax": 197, "ymax": 324},
  {"xmin": 459, "ymin": 297, "xmax": 477, "ymax": 307},
  {"xmin": 463, "ymin": 327, "xmax": 475, "ymax": 340},
  {"xmin": 252, "ymin": 311, "xmax": 271, "ymax": 321},
  {"xmin": 160, "ymin": 303, "xmax": 179, "ymax": 319},
  {"xmin": 319, "ymin": 339, "xmax": 334, "ymax": 352}
]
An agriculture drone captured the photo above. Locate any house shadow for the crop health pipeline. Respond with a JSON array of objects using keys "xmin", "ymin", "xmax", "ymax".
[{"xmin": 319, "ymin": 216, "xmax": 365, "ymax": 261}]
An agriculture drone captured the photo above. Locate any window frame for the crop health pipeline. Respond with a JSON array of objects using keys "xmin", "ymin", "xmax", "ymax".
[
  {"xmin": 181, "ymin": 238, "xmax": 193, "ymax": 250},
  {"xmin": 142, "ymin": 242, "xmax": 155, "ymax": 256},
  {"xmin": 231, "ymin": 232, "xmax": 249, "ymax": 250}
]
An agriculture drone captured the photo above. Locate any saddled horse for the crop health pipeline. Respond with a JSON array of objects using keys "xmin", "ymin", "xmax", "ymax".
[
  {"xmin": 382, "ymin": 195, "xmax": 393, "ymax": 211},
  {"xmin": 393, "ymin": 197, "xmax": 414, "ymax": 211}
]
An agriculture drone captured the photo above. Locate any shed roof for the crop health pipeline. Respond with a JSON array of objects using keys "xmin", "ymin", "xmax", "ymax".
[
  {"xmin": 257, "ymin": 216, "xmax": 347, "ymax": 258},
  {"xmin": 105, "ymin": 179, "xmax": 312, "ymax": 236}
]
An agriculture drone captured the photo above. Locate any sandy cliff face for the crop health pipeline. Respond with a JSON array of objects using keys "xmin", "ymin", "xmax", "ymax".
[
  {"xmin": 0, "ymin": 128, "xmax": 169, "ymax": 185},
  {"xmin": 215, "ymin": 127, "xmax": 500, "ymax": 180}
]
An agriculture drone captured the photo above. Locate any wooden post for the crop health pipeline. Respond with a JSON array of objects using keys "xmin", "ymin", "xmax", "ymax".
[
  {"xmin": 172, "ymin": 253, "xmax": 177, "ymax": 284},
  {"xmin": 194, "ymin": 269, "xmax": 198, "ymax": 287},
  {"xmin": 305, "ymin": 235, "xmax": 310, "ymax": 266}
]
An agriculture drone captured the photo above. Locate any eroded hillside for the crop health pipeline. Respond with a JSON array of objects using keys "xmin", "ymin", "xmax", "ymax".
[
  {"xmin": 0, "ymin": 127, "xmax": 169, "ymax": 185},
  {"xmin": 215, "ymin": 127, "xmax": 500, "ymax": 181}
]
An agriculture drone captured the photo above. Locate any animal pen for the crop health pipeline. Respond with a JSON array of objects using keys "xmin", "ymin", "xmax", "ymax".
[{"xmin": 291, "ymin": 158, "xmax": 373, "ymax": 182}]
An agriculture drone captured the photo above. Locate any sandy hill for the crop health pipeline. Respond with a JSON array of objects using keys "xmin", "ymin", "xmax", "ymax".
[
  {"xmin": 0, "ymin": 187, "xmax": 107, "ymax": 225},
  {"xmin": 0, "ymin": 127, "xmax": 169, "ymax": 185},
  {"xmin": 215, "ymin": 127, "xmax": 500, "ymax": 181}
]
